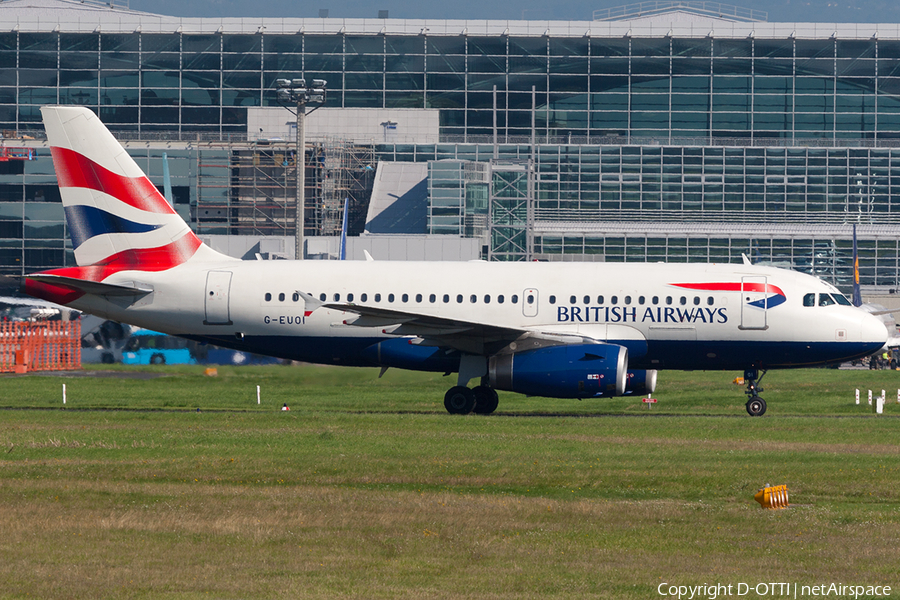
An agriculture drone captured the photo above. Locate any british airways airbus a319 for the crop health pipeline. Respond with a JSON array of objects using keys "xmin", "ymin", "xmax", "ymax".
[{"xmin": 23, "ymin": 106, "xmax": 888, "ymax": 416}]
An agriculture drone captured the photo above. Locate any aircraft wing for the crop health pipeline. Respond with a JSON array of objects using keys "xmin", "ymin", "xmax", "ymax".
[
  {"xmin": 325, "ymin": 302, "xmax": 524, "ymax": 355},
  {"xmin": 299, "ymin": 291, "xmax": 599, "ymax": 355}
]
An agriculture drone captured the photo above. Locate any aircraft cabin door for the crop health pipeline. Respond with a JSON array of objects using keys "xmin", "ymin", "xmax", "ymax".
[
  {"xmin": 523, "ymin": 288, "xmax": 539, "ymax": 317},
  {"xmin": 205, "ymin": 270, "xmax": 233, "ymax": 325},
  {"xmin": 740, "ymin": 275, "xmax": 768, "ymax": 330}
]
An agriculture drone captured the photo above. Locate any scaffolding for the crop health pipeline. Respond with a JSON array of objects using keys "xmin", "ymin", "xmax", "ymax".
[
  {"xmin": 194, "ymin": 139, "xmax": 375, "ymax": 239},
  {"xmin": 312, "ymin": 139, "xmax": 376, "ymax": 237}
]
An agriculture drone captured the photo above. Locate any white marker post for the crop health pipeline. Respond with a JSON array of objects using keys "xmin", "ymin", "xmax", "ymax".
[
  {"xmin": 868, "ymin": 390, "xmax": 873, "ymax": 405},
  {"xmin": 257, "ymin": 385, "xmax": 261, "ymax": 405},
  {"xmin": 856, "ymin": 389, "xmax": 860, "ymax": 405},
  {"xmin": 62, "ymin": 384, "xmax": 66, "ymax": 405},
  {"xmin": 877, "ymin": 393, "xmax": 884, "ymax": 415}
]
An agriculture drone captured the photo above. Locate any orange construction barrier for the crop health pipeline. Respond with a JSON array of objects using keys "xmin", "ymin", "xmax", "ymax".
[{"xmin": 0, "ymin": 320, "xmax": 81, "ymax": 373}]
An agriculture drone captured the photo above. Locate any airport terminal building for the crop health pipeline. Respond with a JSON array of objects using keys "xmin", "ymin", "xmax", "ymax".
[{"xmin": 2, "ymin": 0, "xmax": 900, "ymax": 296}]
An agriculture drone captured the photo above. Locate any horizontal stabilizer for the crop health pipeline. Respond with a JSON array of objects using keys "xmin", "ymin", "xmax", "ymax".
[{"xmin": 25, "ymin": 274, "xmax": 152, "ymax": 297}]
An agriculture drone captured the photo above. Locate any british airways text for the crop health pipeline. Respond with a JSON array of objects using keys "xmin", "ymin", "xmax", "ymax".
[{"xmin": 557, "ymin": 305, "xmax": 728, "ymax": 324}]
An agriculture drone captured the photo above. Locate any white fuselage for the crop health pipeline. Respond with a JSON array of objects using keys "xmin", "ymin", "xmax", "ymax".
[{"xmin": 62, "ymin": 258, "xmax": 887, "ymax": 371}]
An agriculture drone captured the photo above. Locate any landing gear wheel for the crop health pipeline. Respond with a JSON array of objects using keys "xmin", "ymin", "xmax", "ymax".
[
  {"xmin": 444, "ymin": 386, "xmax": 476, "ymax": 415},
  {"xmin": 746, "ymin": 396, "xmax": 767, "ymax": 417},
  {"xmin": 472, "ymin": 386, "xmax": 499, "ymax": 415}
]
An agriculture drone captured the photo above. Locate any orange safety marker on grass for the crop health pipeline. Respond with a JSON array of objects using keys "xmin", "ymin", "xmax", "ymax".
[{"xmin": 754, "ymin": 484, "xmax": 789, "ymax": 509}]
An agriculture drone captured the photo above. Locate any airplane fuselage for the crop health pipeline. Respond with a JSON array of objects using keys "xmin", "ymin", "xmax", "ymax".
[{"xmin": 52, "ymin": 259, "xmax": 884, "ymax": 372}]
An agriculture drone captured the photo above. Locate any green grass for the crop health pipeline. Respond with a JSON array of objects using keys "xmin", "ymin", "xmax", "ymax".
[{"xmin": 0, "ymin": 365, "xmax": 899, "ymax": 599}]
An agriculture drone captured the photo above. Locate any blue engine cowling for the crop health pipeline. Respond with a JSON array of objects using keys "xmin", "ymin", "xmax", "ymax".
[
  {"xmin": 360, "ymin": 338, "xmax": 460, "ymax": 372},
  {"xmin": 487, "ymin": 343, "xmax": 628, "ymax": 398},
  {"xmin": 624, "ymin": 369, "xmax": 658, "ymax": 395}
]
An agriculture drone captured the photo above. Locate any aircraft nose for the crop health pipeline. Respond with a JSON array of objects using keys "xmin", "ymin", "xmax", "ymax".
[{"xmin": 859, "ymin": 311, "xmax": 889, "ymax": 347}]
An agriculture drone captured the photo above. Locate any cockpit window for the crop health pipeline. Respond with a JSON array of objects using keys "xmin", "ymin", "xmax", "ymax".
[
  {"xmin": 833, "ymin": 294, "xmax": 852, "ymax": 306},
  {"xmin": 818, "ymin": 293, "xmax": 836, "ymax": 307},
  {"xmin": 803, "ymin": 293, "xmax": 815, "ymax": 307}
]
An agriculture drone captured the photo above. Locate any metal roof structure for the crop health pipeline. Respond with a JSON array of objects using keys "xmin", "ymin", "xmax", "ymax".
[{"xmin": 0, "ymin": 0, "xmax": 897, "ymax": 39}]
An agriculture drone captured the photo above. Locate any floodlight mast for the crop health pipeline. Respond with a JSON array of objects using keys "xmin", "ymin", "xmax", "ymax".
[{"xmin": 273, "ymin": 78, "xmax": 327, "ymax": 260}]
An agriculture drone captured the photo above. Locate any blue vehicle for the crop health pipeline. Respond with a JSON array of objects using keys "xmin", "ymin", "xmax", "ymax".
[
  {"xmin": 122, "ymin": 328, "xmax": 196, "ymax": 365},
  {"xmin": 120, "ymin": 327, "xmax": 279, "ymax": 366}
]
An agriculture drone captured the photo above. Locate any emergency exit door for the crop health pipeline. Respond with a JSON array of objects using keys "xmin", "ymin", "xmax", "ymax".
[
  {"xmin": 205, "ymin": 271, "xmax": 233, "ymax": 325},
  {"xmin": 740, "ymin": 275, "xmax": 768, "ymax": 330}
]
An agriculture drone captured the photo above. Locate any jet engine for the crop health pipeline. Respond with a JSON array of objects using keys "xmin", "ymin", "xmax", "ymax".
[
  {"xmin": 487, "ymin": 343, "xmax": 628, "ymax": 398},
  {"xmin": 624, "ymin": 369, "xmax": 658, "ymax": 395}
]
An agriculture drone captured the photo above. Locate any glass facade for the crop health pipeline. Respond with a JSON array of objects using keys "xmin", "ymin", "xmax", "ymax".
[
  {"xmin": 532, "ymin": 234, "xmax": 900, "ymax": 290},
  {"xmin": 3, "ymin": 29, "xmax": 900, "ymax": 143}
]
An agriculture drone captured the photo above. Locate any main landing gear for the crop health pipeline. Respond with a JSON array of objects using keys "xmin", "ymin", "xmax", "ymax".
[
  {"xmin": 443, "ymin": 385, "xmax": 499, "ymax": 415},
  {"xmin": 744, "ymin": 368, "xmax": 767, "ymax": 416}
]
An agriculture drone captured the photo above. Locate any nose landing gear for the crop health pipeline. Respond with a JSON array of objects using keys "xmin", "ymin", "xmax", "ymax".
[{"xmin": 744, "ymin": 368, "xmax": 767, "ymax": 416}]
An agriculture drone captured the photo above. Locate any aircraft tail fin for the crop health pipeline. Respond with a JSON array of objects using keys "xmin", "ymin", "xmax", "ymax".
[{"xmin": 39, "ymin": 106, "xmax": 227, "ymax": 271}]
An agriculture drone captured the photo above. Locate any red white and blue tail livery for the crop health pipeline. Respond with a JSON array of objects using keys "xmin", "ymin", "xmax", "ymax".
[{"xmin": 24, "ymin": 106, "xmax": 888, "ymax": 416}]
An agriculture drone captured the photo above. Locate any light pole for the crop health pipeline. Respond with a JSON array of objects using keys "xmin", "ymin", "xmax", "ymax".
[{"xmin": 274, "ymin": 78, "xmax": 327, "ymax": 260}]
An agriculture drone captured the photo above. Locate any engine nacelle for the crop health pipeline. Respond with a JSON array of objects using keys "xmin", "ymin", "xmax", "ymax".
[
  {"xmin": 625, "ymin": 369, "xmax": 658, "ymax": 395},
  {"xmin": 488, "ymin": 343, "xmax": 628, "ymax": 398},
  {"xmin": 361, "ymin": 338, "xmax": 459, "ymax": 372}
]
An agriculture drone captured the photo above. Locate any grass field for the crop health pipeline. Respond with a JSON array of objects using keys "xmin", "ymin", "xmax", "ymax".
[{"xmin": 1, "ymin": 365, "xmax": 899, "ymax": 599}]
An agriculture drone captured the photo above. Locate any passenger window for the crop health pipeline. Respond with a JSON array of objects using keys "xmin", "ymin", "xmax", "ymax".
[
  {"xmin": 402, "ymin": 293, "xmax": 408, "ymax": 302},
  {"xmin": 292, "ymin": 292, "xmax": 300, "ymax": 302},
  {"xmin": 693, "ymin": 296, "xmax": 700, "ymax": 306},
  {"xmin": 511, "ymin": 295, "xmax": 519, "ymax": 304},
  {"xmin": 470, "ymin": 295, "xmax": 477, "ymax": 303},
  {"xmin": 333, "ymin": 293, "xmax": 340, "ymax": 302},
  {"xmin": 375, "ymin": 293, "xmax": 381, "ymax": 302},
  {"xmin": 265, "ymin": 293, "xmax": 272, "ymax": 302},
  {"xmin": 583, "ymin": 295, "xmax": 590, "ymax": 304},
  {"xmin": 361, "ymin": 293, "xmax": 368, "ymax": 302},
  {"xmin": 527, "ymin": 294, "xmax": 534, "ymax": 304},
  {"xmin": 680, "ymin": 296, "xmax": 687, "ymax": 305},
  {"xmin": 570, "ymin": 295, "xmax": 577, "ymax": 304},
  {"xmin": 347, "ymin": 293, "xmax": 354, "ymax": 302},
  {"xmin": 429, "ymin": 294, "xmax": 435, "ymax": 303},
  {"xmin": 803, "ymin": 293, "xmax": 815, "ymax": 307},
  {"xmin": 597, "ymin": 295, "xmax": 604, "ymax": 304},
  {"xmin": 666, "ymin": 296, "xmax": 672, "ymax": 305},
  {"xmin": 443, "ymin": 294, "xmax": 450, "ymax": 303},
  {"xmin": 638, "ymin": 296, "xmax": 645, "ymax": 305},
  {"xmin": 819, "ymin": 293, "xmax": 835, "ymax": 307},
  {"xmin": 388, "ymin": 293, "xmax": 395, "ymax": 302},
  {"xmin": 549, "ymin": 295, "xmax": 556, "ymax": 304},
  {"xmin": 319, "ymin": 293, "xmax": 326, "ymax": 302},
  {"xmin": 707, "ymin": 296, "xmax": 714, "ymax": 306},
  {"xmin": 624, "ymin": 296, "xmax": 631, "ymax": 305},
  {"xmin": 415, "ymin": 293, "xmax": 422, "ymax": 303},
  {"xmin": 484, "ymin": 295, "xmax": 490, "ymax": 304},
  {"xmin": 457, "ymin": 294, "xmax": 463, "ymax": 303},
  {"xmin": 652, "ymin": 296, "xmax": 658, "ymax": 305},
  {"xmin": 498, "ymin": 295, "xmax": 505, "ymax": 304},
  {"xmin": 279, "ymin": 293, "xmax": 285, "ymax": 302},
  {"xmin": 611, "ymin": 296, "xmax": 618, "ymax": 305}
]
